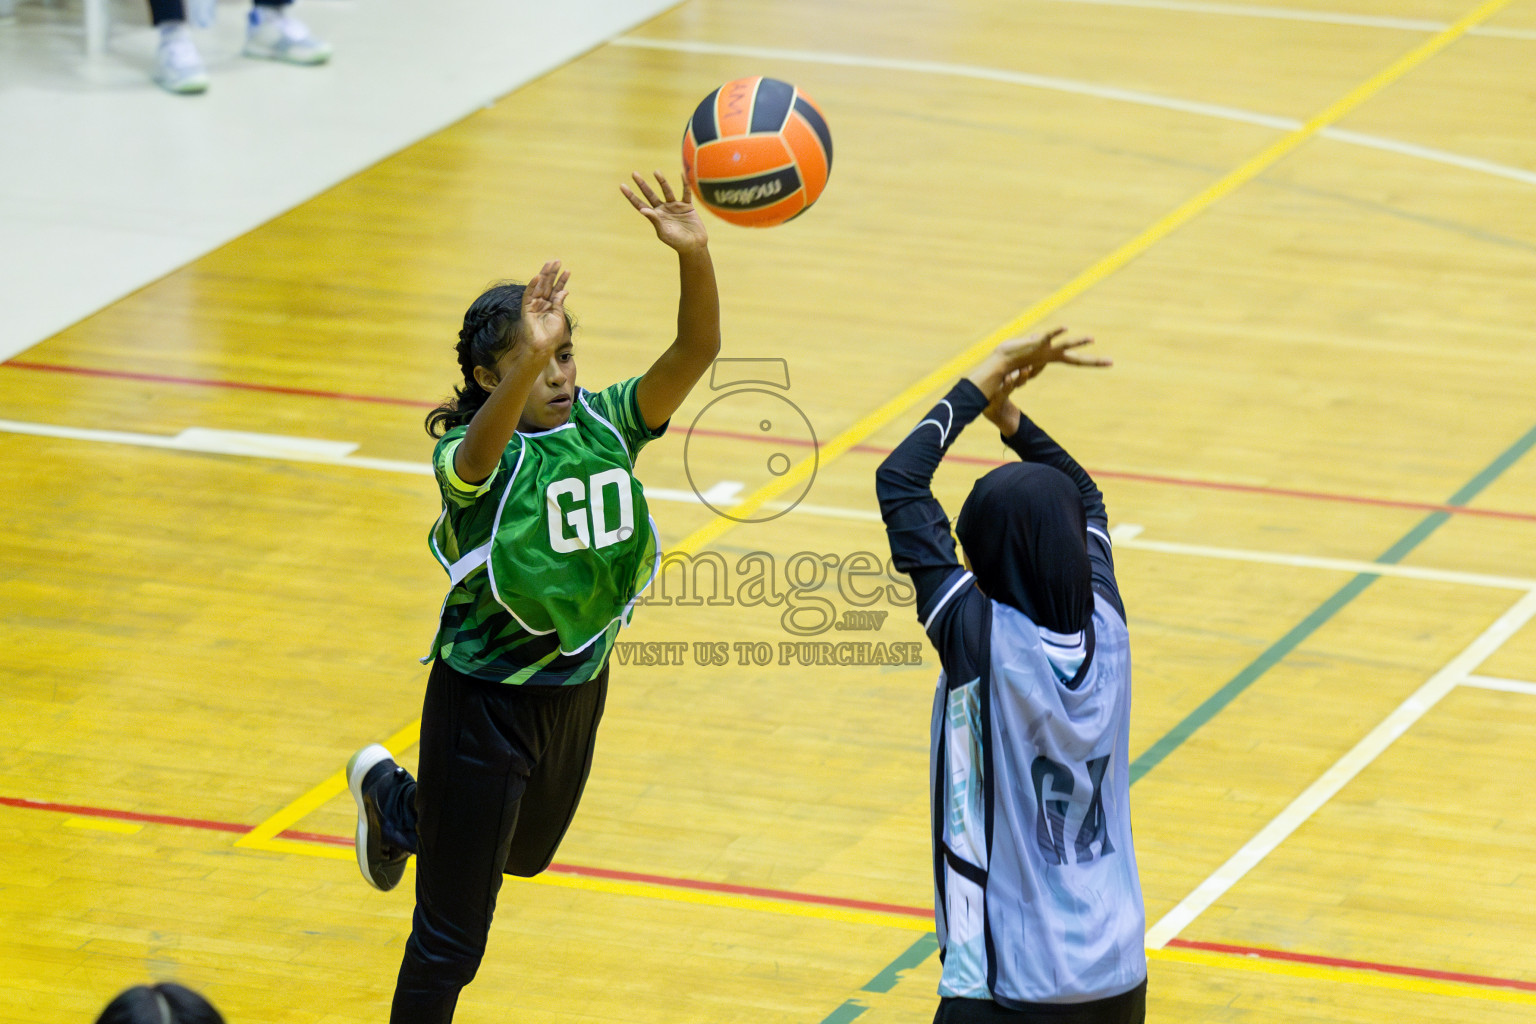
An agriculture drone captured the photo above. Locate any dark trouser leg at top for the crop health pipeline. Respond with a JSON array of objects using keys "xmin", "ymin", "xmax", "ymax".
[
  {"xmin": 933, "ymin": 980, "xmax": 1146, "ymax": 1024},
  {"xmin": 147, "ymin": 0, "xmax": 185, "ymax": 25},
  {"xmin": 378, "ymin": 658, "xmax": 608, "ymax": 1024},
  {"xmin": 148, "ymin": 0, "xmax": 285, "ymax": 24}
]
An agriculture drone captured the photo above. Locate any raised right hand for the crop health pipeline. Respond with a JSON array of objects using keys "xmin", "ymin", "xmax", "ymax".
[{"xmin": 514, "ymin": 260, "xmax": 571, "ymax": 353}]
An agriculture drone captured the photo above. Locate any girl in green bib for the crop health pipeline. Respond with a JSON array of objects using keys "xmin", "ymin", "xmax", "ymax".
[{"xmin": 345, "ymin": 171, "xmax": 719, "ymax": 1024}]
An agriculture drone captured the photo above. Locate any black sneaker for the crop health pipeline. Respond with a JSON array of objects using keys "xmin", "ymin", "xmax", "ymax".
[{"xmin": 346, "ymin": 744, "xmax": 409, "ymax": 892}]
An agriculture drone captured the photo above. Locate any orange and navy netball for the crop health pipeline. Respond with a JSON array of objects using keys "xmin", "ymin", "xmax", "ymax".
[{"xmin": 682, "ymin": 77, "xmax": 832, "ymax": 228}]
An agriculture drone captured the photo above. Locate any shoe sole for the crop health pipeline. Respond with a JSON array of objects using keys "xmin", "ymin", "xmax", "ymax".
[
  {"xmin": 155, "ymin": 76, "xmax": 208, "ymax": 94},
  {"xmin": 242, "ymin": 46, "xmax": 332, "ymax": 65},
  {"xmin": 346, "ymin": 744, "xmax": 393, "ymax": 890}
]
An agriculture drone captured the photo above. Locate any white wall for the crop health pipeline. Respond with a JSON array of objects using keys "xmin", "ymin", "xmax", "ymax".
[{"xmin": 0, "ymin": 0, "xmax": 677, "ymax": 359}]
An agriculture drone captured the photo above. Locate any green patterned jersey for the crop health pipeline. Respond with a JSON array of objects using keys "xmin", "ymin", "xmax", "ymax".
[{"xmin": 426, "ymin": 376, "xmax": 666, "ymax": 685}]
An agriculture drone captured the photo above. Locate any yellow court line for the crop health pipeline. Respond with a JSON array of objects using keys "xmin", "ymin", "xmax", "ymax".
[
  {"xmin": 523, "ymin": 872, "xmax": 932, "ymax": 931},
  {"xmin": 245, "ymin": 836, "xmax": 356, "ymax": 860},
  {"xmin": 239, "ymin": 820, "xmax": 931, "ymax": 930},
  {"xmin": 670, "ymin": 0, "xmax": 1513, "ymax": 557},
  {"xmin": 65, "ymin": 816, "xmax": 143, "ymax": 834},
  {"xmin": 239, "ymin": 0, "xmax": 1511, "ymax": 855},
  {"xmin": 236, "ymin": 718, "xmax": 421, "ymax": 852},
  {"xmin": 1148, "ymin": 947, "xmax": 1536, "ymax": 1006}
]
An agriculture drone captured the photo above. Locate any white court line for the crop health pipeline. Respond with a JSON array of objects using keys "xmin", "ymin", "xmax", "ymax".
[
  {"xmin": 0, "ymin": 419, "xmax": 738, "ymax": 508},
  {"xmin": 1324, "ymin": 129, "xmax": 1536, "ymax": 189},
  {"xmin": 1115, "ymin": 534, "xmax": 1536, "ymax": 592},
  {"xmin": 1031, "ymin": 0, "xmax": 1536, "ymax": 40},
  {"xmin": 612, "ymin": 38, "xmax": 1536, "ymax": 190},
  {"xmin": 0, "ymin": 418, "xmax": 429, "ymax": 472},
  {"xmin": 5, "ymin": 416, "xmax": 1534, "ymax": 592},
  {"xmin": 762, "ymin": 500, "xmax": 881, "ymax": 522},
  {"xmin": 1144, "ymin": 587, "xmax": 1536, "ymax": 949},
  {"xmin": 1462, "ymin": 674, "xmax": 1536, "ymax": 697},
  {"xmin": 615, "ymin": 37, "xmax": 1298, "ymax": 129}
]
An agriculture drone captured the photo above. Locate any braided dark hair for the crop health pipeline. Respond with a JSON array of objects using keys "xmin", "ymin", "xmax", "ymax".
[{"xmin": 427, "ymin": 282, "xmax": 578, "ymax": 438}]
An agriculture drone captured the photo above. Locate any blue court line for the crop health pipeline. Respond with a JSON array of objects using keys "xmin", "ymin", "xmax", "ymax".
[{"xmin": 1129, "ymin": 419, "xmax": 1536, "ymax": 785}]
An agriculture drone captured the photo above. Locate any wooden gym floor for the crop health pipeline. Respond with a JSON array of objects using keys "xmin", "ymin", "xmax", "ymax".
[{"xmin": 3, "ymin": 0, "xmax": 1536, "ymax": 1021}]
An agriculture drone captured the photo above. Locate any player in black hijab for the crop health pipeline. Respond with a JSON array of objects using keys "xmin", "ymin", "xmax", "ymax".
[
  {"xmin": 956, "ymin": 459, "xmax": 1093, "ymax": 634},
  {"xmin": 877, "ymin": 330, "xmax": 1147, "ymax": 1023}
]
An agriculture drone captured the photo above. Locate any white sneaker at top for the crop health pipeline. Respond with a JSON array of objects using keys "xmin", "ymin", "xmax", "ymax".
[
  {"xmin": 243, "ymin": 8, "xmax": 333, "ymax": 66},
  {"xmin": 154, "ymin": 26, "xmax": 209, "ymax": 94}
]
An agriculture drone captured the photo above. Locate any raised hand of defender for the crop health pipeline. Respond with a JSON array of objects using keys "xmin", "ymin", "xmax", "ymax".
[
  {"xmin": 969, "ymin": 327, "xmax": 1111, "ymax": 434},
  {"xmin": 999, "ymin": 327, "xmax": 1109, "ymax": 377},
  {"xmin": 621, "ymin": 171, "xmax": 709, "ymax": 254},
  {"xmin": 972, "ymin": 328, "xmax": 1109, "ymax": 394}
]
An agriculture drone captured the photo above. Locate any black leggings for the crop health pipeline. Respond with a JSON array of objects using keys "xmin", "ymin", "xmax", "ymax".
[
  {"xmin": 372, "ymin": 658, "xmax": 610, "ymax": 1024},
  {"xmin": 935, "ymin": 980, "xmax": 1147, "ymax": 1024},
  {"xmin": 147, "ymin": 0, "xmax": 285, "ymax": 26}
]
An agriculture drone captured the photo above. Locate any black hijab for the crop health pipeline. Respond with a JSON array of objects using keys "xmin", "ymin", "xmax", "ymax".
[{"xmin": 955, "ymin": 462, "xmax": 1092, "ymax": 634}]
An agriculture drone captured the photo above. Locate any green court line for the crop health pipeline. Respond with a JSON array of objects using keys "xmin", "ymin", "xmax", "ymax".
[
  {"xmin": 819, "ymin": 421, "xmax": 1536, "ymax": 1024},
  {"xmin": 818, "ymin": 933, "xmax": 940, "ymax": 1023},
  {"xmin": 819, "ymin": 1000, "xmax": 869, "ymax": 1024},
  {"xmin": 1130, "ymin": 420, "xmax": 1536, "ymax": 785},
  {"xmin": 812, "ymin": 0, "xmax": 1526, "ymax": 1009},
  {"xmin": 862, "ymin": 933, "xmax": 941, "ymax": 993}
]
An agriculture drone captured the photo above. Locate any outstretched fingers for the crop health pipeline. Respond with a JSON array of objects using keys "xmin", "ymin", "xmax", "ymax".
[
  {"xmin": 630, "ymin": 171, "xmax": 663, "ymax": 208},
  {"xmin": 621, "ymin": 170, "xmax": 691, "ymax": 210},
  {"xmin": 620, "ymin": 181, "xmax": 664, "ymax": 229},
  {"xmin": 997, "ymin": 327, "xmax": 1114, "ymax": 377},
  {"xmin": 653, "ymin": 170, "xmax": 678, "ymax": 205},
  {"xmin": 1054, "ymin": 336, "xmax": 1112, "ymax": 367},
  {"xmin": 619, "ymin": 182, "xmax": 647, "ymax": 212},
  {"xmin": 520, "ymin": 264, "xmax": 545, "ymax": 311},
  {"xmin": 620, "ymin": 169, "xmax": 708, "ymax": 252},
  {"xmin": 523, "ymin": 260, "xmax": 568, "ymax": 315}
]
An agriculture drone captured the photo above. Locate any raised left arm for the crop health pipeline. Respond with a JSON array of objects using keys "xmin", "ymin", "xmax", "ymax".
[{"xmin": 621, "ymin": 171, "xmax": 721, "ymax": 431}]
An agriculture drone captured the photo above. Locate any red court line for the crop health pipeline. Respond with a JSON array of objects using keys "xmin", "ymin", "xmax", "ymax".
[
  {"xmin": 541, "ymin": 862, "xmax": 931, "ymax": 917},
  {"xmin": 283, "ymin": 829, "xmax": 351, "ymax": 846},
  {"xmin": 11, "ymin": 793, "xmax": 1536, "ymax": 992},
  {"xmin": 6, "ymin": 360, "xmax": 1534, "ymax": 524},
  {"xmin": 1003, "ymin": 464, "xmax": 1536, "ymax": 523},
  {"xmin": 2, "ymin": 795, "xmax": 927, "ymax": 917},
  {"xmin": 3, "ymin": 361, "xmax": 430, "ymax": 408},
  {"xmin": 1166, "ymin": 938, "xmax": 1536, "ymax": 993},
  {"xmin": 0, "ymin": 795, "xmax": 250, "ymax": 833},
  {"xmin": 692, "ymin": 426, "xmax": 1535, "ymax": 523}
]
